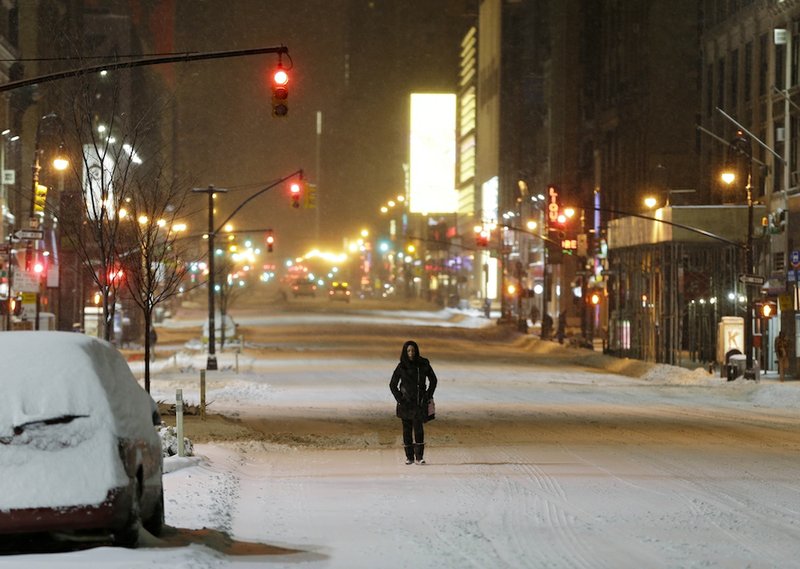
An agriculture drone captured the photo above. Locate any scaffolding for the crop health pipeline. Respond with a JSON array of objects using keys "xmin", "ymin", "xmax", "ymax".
[{"xmin": 605, "ymin": 205, "xmax": 765, "ymax": 366}]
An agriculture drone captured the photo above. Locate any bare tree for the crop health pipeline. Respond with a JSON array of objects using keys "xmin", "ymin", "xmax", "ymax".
[
  {"xmin": 117, "ymin": 162, "xmax": 191, "ymax": 392},
  {"xmin": 56, "ymin": 72, "xmax": 153, "ymax": 342}
]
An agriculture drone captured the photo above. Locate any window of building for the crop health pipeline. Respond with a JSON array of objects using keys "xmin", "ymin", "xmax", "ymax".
[
  {"xmin": 793, "ymin": 22, "xmax": 799, "ymax": 87},
  {"xmin": 717, "ymin": 57, "xmax": 725, "ymax": 109},
  {"xmin": 776, "ymin": 43, "xmax": 785, "ymax": 90},
  {"xmin": 730, "ymin": 49, "xmax": 739, "ymax": 109},
  {"xmin": 792, "ymin": 116, "xmax": 798, "ymax": 176},
  {"xmin": 759, "ymin": 33, "xmax": 768, "ymax": 97},
  {"xmin": 706, "ymin": 63, "xmax": 714, "ymax": 117},
  {"xmin": 744, "ymin": 41, "xmax": 752, "ymax": 103}
]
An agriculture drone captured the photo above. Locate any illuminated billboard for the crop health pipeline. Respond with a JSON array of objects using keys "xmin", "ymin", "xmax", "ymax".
[
  {"xmin": 409, "ymin": 93, "xmax": 457, "ymax": 214},
  {"xmin": 83, "ymin": 144, "xmax": 116, "ymax": 220}
]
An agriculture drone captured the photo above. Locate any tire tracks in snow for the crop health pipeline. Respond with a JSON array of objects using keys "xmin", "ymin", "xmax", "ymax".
[{"xmin": 425, "ymin": 444, "xmax": 597, "ymax": 569}]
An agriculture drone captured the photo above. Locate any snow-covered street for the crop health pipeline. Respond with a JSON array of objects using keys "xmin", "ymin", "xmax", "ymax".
[{"xmin": 4, "ymin": 304, "xmax": 800, "ymax": 568}]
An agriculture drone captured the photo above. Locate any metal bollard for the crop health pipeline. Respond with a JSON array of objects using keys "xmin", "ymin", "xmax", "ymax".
[
  {"xmin": 176, "ymin": 388, "xmax": 184, "ymax": 457},
  {"xmin": 200, "ymin": 370, "xmax": 206, "ymax": 420}
]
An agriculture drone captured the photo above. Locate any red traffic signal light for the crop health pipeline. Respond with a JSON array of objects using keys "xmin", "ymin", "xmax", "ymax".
[
  {"xmin": 290, "ymin": 181, "xmax": 302, "ymax": 208},
  {"xmin": 265, "ymin": 230, "xmax": 275, "ymax": 253},
  {"xmin": 271, "ymin": 65, "xmax": 289, "ymax": 117},
  {"xmin": 473, "ymin": 225, "xmax": 489, "ymax": 248},
  {"xmin": 107, "ymin": 267, "xmax": 124, "ymax": 284}
]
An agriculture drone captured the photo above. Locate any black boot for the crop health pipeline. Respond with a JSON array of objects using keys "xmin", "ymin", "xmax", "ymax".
[
  {"xmin": 404, "ymin": 445, "xmax": 414, "ymax": 465},
  {"xmin": 414, "ymin": 443, "xmax": 425, "ymax": 464}
]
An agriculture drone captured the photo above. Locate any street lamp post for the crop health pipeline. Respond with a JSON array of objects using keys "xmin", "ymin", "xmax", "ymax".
[
  {"xmin": 743, "ymin": 164, "xmax": 755, "ymax": 377},
  {"xmin": 722, "ymin": 132, "xmax": 756, "ymax": 377},
  {"xmin": 28, "ymin": 113, "xmax": 68, "ymax": 331},
  {"xmin": 193, "ymin": 185, "xmax": 227, "ymax": 371},
  {"xmin": 193, "ymin": 169, "xmax": 303, "ymax": 371}
]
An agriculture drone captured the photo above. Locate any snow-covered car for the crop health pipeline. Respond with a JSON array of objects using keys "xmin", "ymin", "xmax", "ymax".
[
  {"xmin": 201, "ymin": 314, "xmax": 237, "ymax": 344},
  {"xmin": 0, "ymin": 332, "xmax": 163, "ymax": 547}
]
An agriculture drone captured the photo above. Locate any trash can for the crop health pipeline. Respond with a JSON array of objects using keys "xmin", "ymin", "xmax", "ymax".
[{"xmin": 728, "ymin": 354, "xmax": 747, "ymax": 381}]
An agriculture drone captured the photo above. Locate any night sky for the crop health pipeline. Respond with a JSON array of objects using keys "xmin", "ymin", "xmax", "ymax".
[{"xmin": 170, "ymin": 0, "xmax": 469, "ymax": 258}]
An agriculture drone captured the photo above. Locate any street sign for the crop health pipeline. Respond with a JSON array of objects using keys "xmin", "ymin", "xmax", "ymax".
[
  {"xmin": 791, "ymin": 250, "xmax": 800, "ymax": 269},
  {"xmin": 13, "ymin": 271, "xmax": 39, "ymax": 293},
  {"xmin": 738, "ymin": 274, "xmax": 765, "ymax": 286},
  {"xmin": 14, "ymin": 229, "xmax": 43, "ymax": 241}
]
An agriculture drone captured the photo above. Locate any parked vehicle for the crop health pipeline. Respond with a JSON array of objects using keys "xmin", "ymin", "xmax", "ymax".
[
  {"xmin": 291, "ymin": 280, "xmax": 317, "ymax": 298},
  {"xmin": 0, "ymin": 332, "xmax": 164, "ymax": 547},
  {"xmin": 329, "ymin": 282, "xmax": 351, "ymax": 302},
  {"xmin": 202, "ymin": 314, "xmax": 238, "ymax": 344}
]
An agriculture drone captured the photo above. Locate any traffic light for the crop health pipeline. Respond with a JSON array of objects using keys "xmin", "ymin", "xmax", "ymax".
[
  {"xmin": 271, "ymin": 65, "xmax": 289, "ymax": 117},
  {"xmin": 265, "ymin": 230, "xmax": 275, "ymax": 252},
  {"xmin": 107, "ymin": 267, "xmax": 124, "ymax": 285},
  {"xmin": 473, "ymin": 225, "xmax": 489, "ymax": 248},
  {"xmin": 759, "ymin": 300, "xmax": 777, "ymax": 318},
  {"xmin": 33, "ymin": 183, "xmax": 47, "ymax": 214},
  {"xmin": 290, "ymin": 181, "xmax": 302, "ymax": 208}
]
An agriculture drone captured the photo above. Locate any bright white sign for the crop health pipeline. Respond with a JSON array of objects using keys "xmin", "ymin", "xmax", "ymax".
[
  {"xmin": 82, "ymin": 145, "xmax": 116, "ymax": 220},
  {"xmin": 409, "ymin": 93, "xmax": 457, "ymax": 214}
]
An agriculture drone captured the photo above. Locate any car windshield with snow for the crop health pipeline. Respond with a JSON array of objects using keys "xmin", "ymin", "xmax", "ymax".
[{"xmin": 0, "ymin": 332, "xmax": 163, "ymax": 547}]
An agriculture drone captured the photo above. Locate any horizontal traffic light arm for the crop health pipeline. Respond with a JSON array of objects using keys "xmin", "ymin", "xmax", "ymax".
[
  {"xmin": 0, "ymin": 45, "xmax": 291, "ymax": 93},
  {"xmin": 214, "ymin": 168, "xmax": 303, "ymax": 235}
]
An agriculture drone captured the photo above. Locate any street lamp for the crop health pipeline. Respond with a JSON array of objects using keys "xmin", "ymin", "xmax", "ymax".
[
  {"xmin": 192, "ymin": 185, "xmax": 228, "ymax": 371},
  {"xmin": 192, "ymin": 169, "xmax": 304, "ymax": 370},
  {"xmin": 721, "ymin": 130, "xmax": 755, "ymax": 378},
  {"xmin": 28, "ymin": 113, "xmax": 69, "ymax": 331}
]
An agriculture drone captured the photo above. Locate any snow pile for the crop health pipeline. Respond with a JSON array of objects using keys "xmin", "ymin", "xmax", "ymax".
[
  {"xmin": 158, "ymin": 424, "xmax": 194, "ymax": 457},
  {"xmin": 641, "ymin": 363, "xmax": 725, "ymax": 385}
]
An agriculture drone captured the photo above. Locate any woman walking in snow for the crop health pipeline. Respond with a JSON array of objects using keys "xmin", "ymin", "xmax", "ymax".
[{"xmin": 390, "ymin": 340, "xmax": 437, "ymax": 465}]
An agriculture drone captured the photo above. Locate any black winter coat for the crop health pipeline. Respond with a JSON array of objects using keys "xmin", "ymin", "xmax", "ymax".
[{"xmin": 390, "ymin": 340, "xmax": 437, "ymax": 420}]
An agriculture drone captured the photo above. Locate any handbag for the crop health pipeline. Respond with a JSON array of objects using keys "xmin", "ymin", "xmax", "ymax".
[{"xmin": 425, "ymin": 398, "xmax": 436, "ymax": 422}]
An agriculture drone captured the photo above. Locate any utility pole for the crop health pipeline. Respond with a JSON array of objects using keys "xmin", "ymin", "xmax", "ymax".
[
  {"xmin": 193, "ymin": 169, "xmax": 303, "ymax": 370},
  {"xmin": 192, "ymin": 185, "xmax": 227, "ymax": 371}
]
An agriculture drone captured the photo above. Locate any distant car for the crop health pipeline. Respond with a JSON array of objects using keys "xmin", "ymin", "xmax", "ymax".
[
  {"xmin": 329, "ymin": 282, "xmax": 351, "ymax": 302},
  {"xmin": 202, "ymin": 314, "xmax": 238, "ymax": 344},
  {"xmin": 292, "ymin": 280, "xmax": 317, "ymax": 298},
  {"xmin": 0, "ymin": 332, "xmax": 164, "ymax": 547}
]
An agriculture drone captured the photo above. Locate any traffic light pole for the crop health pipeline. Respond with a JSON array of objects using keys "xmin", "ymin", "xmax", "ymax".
[
  {"xmin": 193, "ymin": 169, "xmax": 303, "ymax": 371},
  {"xmin": 745, "ymin": 166, "xmax": 755, "ymax": 377},
  {"xmin": 192, "ymin": 185, "xmax": 227, "ymax": 371}
]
